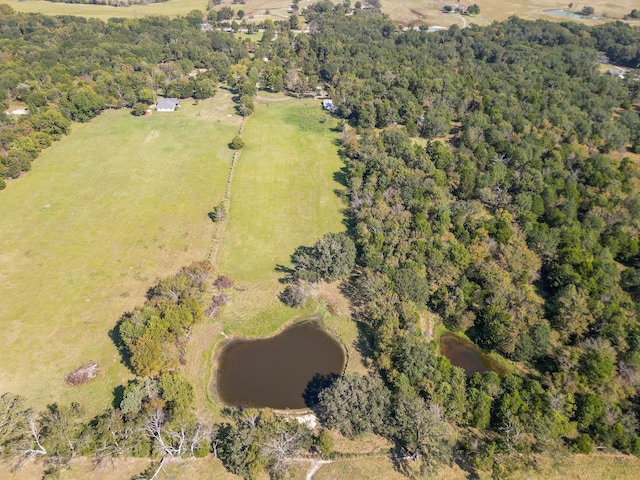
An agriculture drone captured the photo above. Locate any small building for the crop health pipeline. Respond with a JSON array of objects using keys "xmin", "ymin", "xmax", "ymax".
[
  {"xmin": 156, "ymin": 98, "xmax": 180, "ymax": 112},
  {"xmin": 6, "ymin": 108, "xmax": 28, "ymax": 116},
  {"xmin": 607, "ymin": 69, "xmax": 626, "ymax": 78},
  {"xmin": 322, "ymin": 99, "xmax": 335, "ymax": 111}
]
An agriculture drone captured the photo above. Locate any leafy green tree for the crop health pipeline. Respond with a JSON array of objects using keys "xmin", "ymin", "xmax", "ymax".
[
  {"xmin": 291, "ymin": 233, "xmax": 356, "ymax": 282},
  {"xmin": 393, "ymin": 398, "xmax": 455, "ymax": 476},
  {"xmin": 130, "ymin": 333, "xmax": 165, "ymax": 377},
  {"xmin": 314, "ymin": 429, "xmax": 333, "ymax": 458},
  {"xmin": 159, "ymin": 373, "xmax": 194, "ymax": 420},
  {"xmin": 237, "ymin": 94, "xmax": 254, "ymax": 117},
  {"xmin": 580, "ymin": 348, "xmax": 615, "ymax": 386},
  {"xmin": 131, "ymin": 102, "xmax": 148, "ymax": 116},
  {"xmin": 467, "ymin": 4, "xmax": 480, "ymax": 15},
  {"xmin": 229, "ymin": 135, "xmax": 244, "ymax": 150},
  {"xmin": 29, "ymin": 109, "xmax": 70, "ymax": 138},
  {"xmin": 574, "ymin": 392, "xmax": 605, "ymax": 433},
  {"xmin": 316, "ymin": 373, "xmax": 391, "ymax": 438},
  {"xmin": 571, "ymin": 433, "xmax": 594, "ymax": 453},
  {"xmin": 66, "ymin": 87, "xmax": 105, "ymax": 122},
  {"xmin": 217, "ymin": 6, "xmax": 234, "ymax": 21}
]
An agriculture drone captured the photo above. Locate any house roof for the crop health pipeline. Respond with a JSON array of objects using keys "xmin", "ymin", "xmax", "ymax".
[
  {"xmin": 156, "ymin": 98, "xmax": 180, "ymax": 111},
  {"xmin": 6, "ymin": 108, "xmax": 28, "ymax": 115}
]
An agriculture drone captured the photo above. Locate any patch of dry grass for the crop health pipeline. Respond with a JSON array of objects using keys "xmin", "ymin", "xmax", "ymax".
[
  {"xmin": 5, "ymin": 0, "xmax": 640, "ymax": 30},
  {"xmin": 0, "ymin": 457, "xmax": 244, "ymax": 480}
]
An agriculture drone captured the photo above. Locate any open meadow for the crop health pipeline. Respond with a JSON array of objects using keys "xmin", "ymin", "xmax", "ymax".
[
  {"xmin": 4, "ymin": 0, "xmax": 640, "ymax": 27},
  {"xmin": 184, "ymin": 98, "xmax": 357, "ymax": 413},
  {"xmin": 0, "ymin": 95, "xmax": 239, "ymax": 414}
]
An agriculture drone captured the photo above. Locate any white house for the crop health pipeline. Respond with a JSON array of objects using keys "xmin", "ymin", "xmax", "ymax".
[
  {"xmin": 156, "ymin": 98, "xmax": 180, "ymax": 112},
  {"xmin": 6, "ymin": 108, "xmax": 28, "ymax": 116},
  {"xmin": 322, "ymin": 99, "xmax": 335, "ymax": 111}
]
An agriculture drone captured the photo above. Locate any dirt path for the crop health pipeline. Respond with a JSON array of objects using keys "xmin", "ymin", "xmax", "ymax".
[
  {"xmin": 306, "ymin": 460, "xmax": 333, "ymax": 480},
  {"xmin": 453, "ymin": 13, "xmax": 468, "ymax": 28}
]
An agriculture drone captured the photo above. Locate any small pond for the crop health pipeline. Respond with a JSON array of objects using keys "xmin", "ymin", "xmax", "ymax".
[
  {"xmin": 215, "ymin": 320, "xmax": 346, "ymax": 409},
  {"xmin": 439, "ymin": 332, "xmax": 507, "ymax": 377},
  {"xmin": 544, "ymin": 9, "xmax": 600, "ymax": 20}
]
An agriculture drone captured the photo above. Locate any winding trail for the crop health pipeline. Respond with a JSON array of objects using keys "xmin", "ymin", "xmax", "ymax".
[
  {"xmin": 306, "ymin": 460, "xmax": 333, "ymax": 480},
  {"xmin": 453, "ymin": 13, "xmax": 468, "ymax": 28}
]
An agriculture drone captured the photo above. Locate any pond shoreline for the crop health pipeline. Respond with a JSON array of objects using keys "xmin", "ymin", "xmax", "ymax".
[{"xmin": 211, "ymin": 315, "xmax": 348, "ymax": 410}]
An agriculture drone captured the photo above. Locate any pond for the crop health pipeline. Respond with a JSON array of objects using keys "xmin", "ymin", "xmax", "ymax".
[
  {"xmin": 544, "ymin": 9, "xmax": 600, "ymax": 20},
  {"xmin": 215, "ymin": 320, "xmax": 346, "ymax": 409},
  {"xmin": 439, "ymin": 332, "xmax": 507, "ymax": 377}
]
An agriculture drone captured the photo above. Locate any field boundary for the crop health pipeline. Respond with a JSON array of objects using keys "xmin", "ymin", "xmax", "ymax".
[{"xmin": 207, "ymin": 117, "xmax": 246, "ymax": 265}]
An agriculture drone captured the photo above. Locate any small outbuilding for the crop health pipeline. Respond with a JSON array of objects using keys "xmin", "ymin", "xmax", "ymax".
[
  {"xmin": 156, "ymin": 98, "xmax": 180, "ymax": 112},
  {"xmin": 322, "ymin": 99, "xmax": 336, "ymax": 111},
  {"xmin": 607, "ymin": 69, "xmax": 626, "ymax": 78},
  {"xmin": 6, "ymin": 107, "xmax": 28, "ymax": 115}
]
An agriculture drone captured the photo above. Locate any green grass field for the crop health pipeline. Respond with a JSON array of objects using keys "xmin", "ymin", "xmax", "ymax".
[
  {"xmin": 0, "ymin": 95, "xmax": 239, "ymax": 414},
  {"xmin": 217, "ymin": 99, "xmax": 344, "ymax": 283}
]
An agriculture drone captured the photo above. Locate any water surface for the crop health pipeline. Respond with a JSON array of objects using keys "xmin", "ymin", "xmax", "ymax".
[
  {"xmin": 544, "ymin": 9, "xmax": 600, "ymax": 20},
  {"xmin": 216, "ymin": 320, "xmax": 346, "ymax": 409},
  {"xmin": 440, "ymin": 332, "xmax": 506, "ymax": 377}
]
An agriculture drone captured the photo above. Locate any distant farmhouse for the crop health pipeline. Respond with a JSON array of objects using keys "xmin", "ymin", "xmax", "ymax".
[
  {"xmin": 5, "ymin": 107, "xmax": 28, "ymax": 116},
  {"xmin": 322, "ymin": 99, "xmax": 336, "ymax": 111},
  {"xmin": 607, "ymin": 69, "xmax": 627, "ymax": 79},
  {"xmin": 156, "ymin": 98, "xmax": 180, "ymax": 112}
]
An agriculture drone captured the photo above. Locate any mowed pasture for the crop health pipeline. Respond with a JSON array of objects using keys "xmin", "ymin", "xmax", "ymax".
[
  {"xmin": 186, "ymin": 99, "xmax": 348, "ymax": 412},
  {"xmin": 215, "ymin": 98, "xmax": 345, "ymax": 338},
  {"xmin": 0, "ymin": 96, "xmax": 239, "ymax": 414},
  {"xmin": 5, "ymin": 0, "xmax": 640, "ymax": 27},
  {"xmin": 217, "ymin": 99, "xmax": 344, "ymax": 284}
]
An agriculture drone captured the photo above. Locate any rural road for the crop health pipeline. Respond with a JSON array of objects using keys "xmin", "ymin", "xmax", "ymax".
[{"xmin": 453, "ymin": 13, "xmax": 468, "ymax": 28}]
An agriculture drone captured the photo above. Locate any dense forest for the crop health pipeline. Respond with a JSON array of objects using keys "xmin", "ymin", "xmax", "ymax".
[{"xmin": 2, "ymin": 1, "xmax": 640, "ymax": 478}]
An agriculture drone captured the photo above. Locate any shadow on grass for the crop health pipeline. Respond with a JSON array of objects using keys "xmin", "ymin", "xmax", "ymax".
[
  {"xmin": 108, "ymin": 320, "xmax": 133, "ymax": 375},
  {"xmin": 112, "ymin": 384, "xmax": 125, "ymax": 410},
  {"xmin": 275, "ymin": 264, "xmax": 296, "ymax": 284},
  {"xmin": 453, "ymin": 454, "xmax": 481, "ymax": 480}
]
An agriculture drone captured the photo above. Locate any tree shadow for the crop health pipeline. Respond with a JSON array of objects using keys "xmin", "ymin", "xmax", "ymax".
[
  {"xmin": 302, "ymin": 373, "xmax": 338, "ymax": 411},
  {"xmin": 108, "ymin": 319, "xmax": 133, "ymax": 373},
  {"xmin": 453, "ymin": 454, "xmax": 481, "ymax": 480},
  {"xmin": 389, "ymin": 444, "xmax": 413, "ymax": 478},
  {"xmin": 275, "ymin": 264, "xmax": 296, "ymax": 284},
  {"xmin": 112, "ymin": 384, "xmax": 125, "ymax": 410}
]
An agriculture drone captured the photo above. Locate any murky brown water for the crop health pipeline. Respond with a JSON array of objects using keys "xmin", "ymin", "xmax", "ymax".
[
  {"xmin": 439, "ymin": 332, "xmax": 507, "ymax": 377},
  {"xmin": 216, "ymin": 320, "xmax": 346, "ymax": 409}
]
